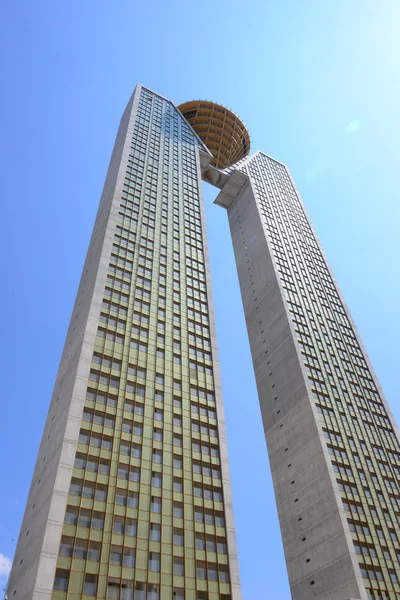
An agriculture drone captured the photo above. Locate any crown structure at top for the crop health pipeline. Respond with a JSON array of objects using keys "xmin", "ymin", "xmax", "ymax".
[{"xmin": 178, "ymin": 100, "xmax": 250, "ymax": 170}]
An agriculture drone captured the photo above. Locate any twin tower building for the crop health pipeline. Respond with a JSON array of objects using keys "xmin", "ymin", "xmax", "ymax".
[{"xmin": 7, "ymin": 84, "xmax": 400, "ymax": 600}]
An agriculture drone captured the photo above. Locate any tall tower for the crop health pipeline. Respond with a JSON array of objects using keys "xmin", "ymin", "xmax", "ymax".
[
  {"xmin": 6, "ymin": 85, "xmax": 243, "ymax": 600},
  {"xmin": 189, "ymin": 140, "xmax": 399, "ymax": 598},
  {"xmin": 7, "ymin": 85, "xmax": 400, "ymax": 600}
]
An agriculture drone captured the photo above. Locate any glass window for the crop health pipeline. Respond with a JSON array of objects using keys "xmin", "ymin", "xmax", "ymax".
[
  {"xmin": 126, "ymin": 519, "xmax": 137, "ymax": 536},
  {"xmin": 173, "ymin": 502, "xmax": 183, "ymax": 518},
  {"xmin": 115, "ymin": 489, "xmax": 127, "ymax": 506},
  {"xmin": 173, "ymin": 557, "xmax": 184, "ymax": 576},
  {"xmin": 149, "ymin": 552, "xmax": 160, "ymax": 571},
  {"xmin": 88, "ymin": 541, "xmax": 101, "ymax": 562},
  {"xmin": 113, "ymin": 516, "xmax": 125, "ymax": 534},
  {"xmin": 206, "ymin": 537, "xmax": 216, "ymax": 552},
  {"xmin": 110, "ymin": 548, "xmax": 122, "ymax": 565},
  {"xmin": 59, "ymin": 537, "xmax": 73, "ymax": 556},
  {"xmin": 83, "ymin": 574, "xmax": 97, "ymax": 596},
  {"xmin": 92, "ymin": 512, "xmax": 104, "ymax": 529},
  {"xmin": 195, "ymin": 535, "xmax": 205, "ymax": 550},
  {"xmin": 154, "ymin": 428, "xmax": 163, "ymax": 441},
  {"xmin": 54, "ymin": 569, "xmax": 69, "ymax": 591},
  {"xmin": 151, "ymin": 497, "xmax": 161, "ymax": 513},
  {"xmin": 148, "ymin": 584, "xmax": 160, "ymax": 600},
  {"xmin": 150, "ymin": 523, "xmax": 161, "ymax": 541},
  {"xmin": 127, "ymin": 492, "xmax": 139, "ymax": 508},
  {"xmin": 173, "ymin": 528, "xmax": 184, "ymax": 546},
  {"xmin": 196, "ymin": 562, "xmax": 206, "ymax": 579},
  {"xmin": 123, "ymin": 549, "xmax": 135, "ymax": 568},
  {"xmin": 74, "ymin": 539, "xmax": 88, "ymax": 559},
  {"xmin": 152, "ymin": 472, "xmax": 162, "ymax": 488},
  {"xmin": 153, "ymin": 450, "xmax": 162, "ymax": 463},
  {"xmin": 173, "ymin": 478, "xmax": 183, "ymax": 492},
  {"xmin": 173, "ymin": 456, "xmax": 183, "ymax": 469}
]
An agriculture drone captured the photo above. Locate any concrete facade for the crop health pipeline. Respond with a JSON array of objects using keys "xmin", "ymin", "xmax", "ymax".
[{"xmin": 209, "ymin": 150, "xmax": 400, "ymax": 599}]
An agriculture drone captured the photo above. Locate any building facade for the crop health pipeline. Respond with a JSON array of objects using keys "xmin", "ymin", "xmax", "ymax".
[
  {"xmin": 6, "ymin": 84, "xmax": 400, "ymax": 600},
  {"xmin": 205, "ymin": 150, "xmax": 400, "ymax": 600},
  {"xmin": 6, "ymin": 85, "xmax": 240, "ymax": 600}
]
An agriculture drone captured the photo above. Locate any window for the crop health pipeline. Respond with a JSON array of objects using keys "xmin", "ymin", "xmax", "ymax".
[
  {"xmin": 74, "ymin": 539, "xmax": 88, "ymax": 559},
  {"xmin": 196, "ymin": 561, "xmax": 206, "ymax": 579},
  {"xmin": 120, "ymin": 442, "xmax": 142, "ymax": 459},
  {"xmin": 155, "ymin": 391, "xmax": 164, "ymax": 403},
  {"xmin": 173, "ymin": 415, "xmax": 182, "ymax": 427},
  {"xmin": 173, "ymin": 478, "xmax": 183, "ymax": 493},
  {"xmin": 205, "ymin": 511, "xmax": 214, "ymax": 525},
  {"xmin": 92, "ymin": 512, "xmax": 104, "ymax": 529},
  {"xmin": 126, "ymin": 519, "xmax": 137, "ymax": 536},
  {"xmin": 195, "ymin": 510, "xmax": 203, "ymax": 523},
  {"xmin": 59, "ymin": 537, "xmax": 73, "ymax": 556},
  {"xmin": 153, "ymin": 449, "xmax": 163, "ymax": 463},
  {"xmin": 173, "ymin": 397, "xmax": 182, "ymax": 409},
  {"xmin": 54, "ymin": 568, "xmax": 69, "ymax": 591},
  {"xmin": 65, "ymin": 507, "xmax": 78, "ymax": 525},
  {"xmin": 127, "ymin": 492, "xmax": 139, "ymax": 508},
  {"xmin": 206, "ymin": 537, "xmax": 216, "ymax": 552},
  {"xmin": 115, "ymin": 489, "xmax": 127, "ymax": 506},
  {"xmin": 83, "ymin": 574, "xmax": 97, "ymax": 596},
  {"xmin": 113, "ymin": 516, "xmax": 125, "ymax": 534},
  {"xmin": 88, "ymin": 541, "xmax": 101, "ymax": 562},
  {"xmin": 110, "ymin": 547, "xmax": 123, "ymax": 565},
  {"xmin": 217, "ymin": 538, "xmax": 227, "ymax": 554},
  {"xmin": 152, "ymin": 472, "xmax": 162, "ymax": 488},
  {"xmin": 151, "ymin": 497, "xmax": 162, "ymax": 513},
  {"xmin": 154, "ymin": 409, "xmax": 163, "ymax": 421},
  {"xmin": 173, "ymin": 456, "xmax": 183, "ymax": 469},
  {"xmin": 123, "ymin": 549, "xmax": 135, "ymax": 568},
  {"xmin": 154, "ymin": 428, "xmax": 163, "ymax": 441},
  {"xmin": 122, "ymin": 421, "xmax": 133, "ymax": 434},
  {"xmin": 150, "ymin": 523, "xmax": 161, "ymax": 541},
  {"xmin": 173, "ymin": 502, "xmax": 183, "ymax": 518},
  {"xmin": 195, "ymin": 535, "xmax": 205, "ymax": 550},
  {"xmin": 173, "ymin": 528, "xmax": 184, "ymax": 546},
  {"xmin": 95, "ymin": 485, "xmax": 107, "ymax": 501},
  {"xmin": 390, "ymin": 571, "xmax": 399, "ymax": 584},
  {"xmin": 149, "ymin": 552, "xmax": 160, "ymax": 571},
  {"xmin": 173, "ymin": 557, "xmax": 184, "ymax": 576},
  {"xmin": 173, "ymin": 435, "xmax": 182, "ymax": 447},
  {"xmin": 148, "ymin": 584, "xmax": 160, "ymax": 600}
]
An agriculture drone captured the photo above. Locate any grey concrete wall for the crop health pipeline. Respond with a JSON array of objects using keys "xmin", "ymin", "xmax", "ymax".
[
  {"xmin": 6, "ymin": 85, "xmax": 142, "ymax": 600},
  {"xmin": 220, "ymin": 175, "xmax": 366, "ymax": 600}
]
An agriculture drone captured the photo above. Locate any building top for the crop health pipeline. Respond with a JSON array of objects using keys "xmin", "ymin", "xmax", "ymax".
[{"xmin": 178, "ymin": 100, "xmax": 250, "ymax": 169}]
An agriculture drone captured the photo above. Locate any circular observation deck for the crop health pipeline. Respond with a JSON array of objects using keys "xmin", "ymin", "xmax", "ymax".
[{"xmin": 178, "ymin": 100, "xmax": 250, "ymax": 170}]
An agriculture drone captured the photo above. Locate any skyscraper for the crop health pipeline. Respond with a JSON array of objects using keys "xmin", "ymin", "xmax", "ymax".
[
  {"xmin": 6, "ymin": 85, "xmax": 242, "ymax": 600},
  {"xmin": 7, "ymin": 84, "xmax": 400, "ymax": 600},
  {"xmin": 194, "ymin": 141, "xmax": 400, "ymax": 599}
]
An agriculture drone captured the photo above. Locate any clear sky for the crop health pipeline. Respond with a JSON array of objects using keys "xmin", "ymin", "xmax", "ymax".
[{"xmin": 1, "ymin": 1, "xmax": 400, "ymax": 598}]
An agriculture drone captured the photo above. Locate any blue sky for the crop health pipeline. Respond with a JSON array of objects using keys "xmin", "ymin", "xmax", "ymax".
[{"xmin": 1, "ymin": 1, "xmax": 400, "ymax": 597}]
